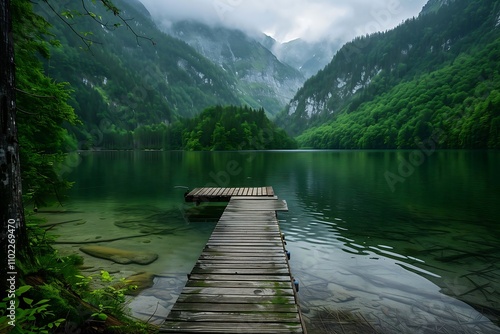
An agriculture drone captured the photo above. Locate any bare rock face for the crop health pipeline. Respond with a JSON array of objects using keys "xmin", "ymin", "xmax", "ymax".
[{"xmin": 79, "ymin": 245, "xmax": 158, "ymax": 265}]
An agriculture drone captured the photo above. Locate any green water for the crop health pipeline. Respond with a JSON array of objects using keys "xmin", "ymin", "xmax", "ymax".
[{"xmin": 44, "ymin": 150, "xmax": 500, "ymax": 332}]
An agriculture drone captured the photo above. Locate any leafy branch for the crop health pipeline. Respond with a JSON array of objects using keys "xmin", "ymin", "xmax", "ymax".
[
  {"xmin": 40, "ymin": 0, "xmax": 155, "ymax": 51},
  {"xmin": 82, "ymin": 0, "xmax": 156, "ymax": 46},
  {"xmin": 41, "ymin": 0, "xmax": 100, "ymax": 50}
]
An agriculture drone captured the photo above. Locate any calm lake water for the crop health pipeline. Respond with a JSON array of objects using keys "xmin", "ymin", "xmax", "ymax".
[{"xmin": 43, "ymin": 150, "xmax": 500, "ymax": 333}]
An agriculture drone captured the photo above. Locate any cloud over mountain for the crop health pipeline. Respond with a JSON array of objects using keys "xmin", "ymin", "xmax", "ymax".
[{"xmin": 139, "ymin": 0, "xmax": 428, "ymax": 42}]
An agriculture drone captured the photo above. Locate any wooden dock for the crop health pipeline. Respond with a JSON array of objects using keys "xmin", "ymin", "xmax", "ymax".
[
  {"xmin": 161, "ymin": 188, "xmax": 305, "ymax": 333},
  {"xmin": 184, "ymin": 186, "xmax": 275, "ymax": 203}
]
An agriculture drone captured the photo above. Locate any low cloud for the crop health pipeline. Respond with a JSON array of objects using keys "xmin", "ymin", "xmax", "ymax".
[{"xmin": 139, "ymin": 0, "xmax": 428, "ymax": 43}]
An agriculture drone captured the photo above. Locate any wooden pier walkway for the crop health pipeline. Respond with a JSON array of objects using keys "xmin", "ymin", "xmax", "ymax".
[
  {"xmin": 161, "ymin": 187, "xmax": 305, "ymax": 333},
  {"xmin": 184, "ymin": 186, "xmax": 275, "ymax": 203}
]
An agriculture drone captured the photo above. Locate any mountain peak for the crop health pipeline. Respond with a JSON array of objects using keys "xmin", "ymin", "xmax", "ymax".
[
  {"xmin": 165, "ymin": 20, "xmax": 305, "ymax": 115},
  {"xmin": 420, "ymin": 0, "xmax": 455, "ymax": 15}
]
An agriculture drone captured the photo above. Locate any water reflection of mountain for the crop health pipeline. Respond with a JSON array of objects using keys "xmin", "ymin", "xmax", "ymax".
[{"xmin": 281, "ymin": 150, "xmax": 500, "ymax": 329}]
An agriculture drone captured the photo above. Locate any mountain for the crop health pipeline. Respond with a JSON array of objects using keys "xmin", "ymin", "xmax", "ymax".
[
  {"xmin": 265, "ymin": 37, "xmax": 342, "ymax": 79},
  {"xmin": 421, "ymin": 0, "xmax": 455, "ymax": 14},
  {"xmin": 276, "ymin": 0, "xmax": 500, "ymax": 149},
  {"xmin": 35, "ymin": 0, "xmax": 242, "ymax": 148},
  {"xmin": 166, "ymin": 20, "xmax": 305, "ymax": 115}
]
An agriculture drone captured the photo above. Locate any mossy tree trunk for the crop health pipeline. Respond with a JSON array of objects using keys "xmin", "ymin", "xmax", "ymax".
[{"xmin": 1, "ymin": 0, "xmax": 29, "ymax": 299}]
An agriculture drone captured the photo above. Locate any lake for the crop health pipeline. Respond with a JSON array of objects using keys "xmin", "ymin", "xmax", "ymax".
[{"xmin": 42, "ymin": 150, "xmax": 500, "ymax": 333}]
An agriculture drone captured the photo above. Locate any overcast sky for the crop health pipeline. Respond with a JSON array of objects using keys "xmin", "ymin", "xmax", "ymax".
[{"xmin": 139, "ymin": 0, "xmax": 429, "ymax": 43}]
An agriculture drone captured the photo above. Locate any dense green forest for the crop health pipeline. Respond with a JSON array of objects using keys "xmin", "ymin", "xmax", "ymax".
[
  {"xmin": 180, "ymin": 106, "xmax": 297, "ymax": 151},
  {"xmin": 297, "ymin": 39, "xmax": 500, "ymax": 149},
  {"xmin": 278, "ymin": 0, "xmax": 500, "ymax": 149},
  {"xmin": 99, "ymin": 105, "xmax": 297, "ymax": 150}
]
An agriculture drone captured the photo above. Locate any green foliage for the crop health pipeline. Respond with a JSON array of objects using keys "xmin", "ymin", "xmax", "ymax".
[
  {"xmin": 178, "ymin": 105, "xmax": 297, "ymax": 151},
  {"xmin": 13, "ymin": 0, "xmax": 79, "ymax": 207},
  {"xmin": 0, "ymin": 286, "xmax": 65, "ymax": 334},
  {"xmin": 75, "ymin": 270, "xmax": 138, "ymax": 320},
  {"xmin": 280, "ymin": 0, "xmax": 500, "ymax": 149},
  {"xmin": 297, "ymin": 38, "xmax": 500, "ymax": 149},
  {"xmin": 16, "ymin": 216, "xmax": 150, "ymax": 332}
]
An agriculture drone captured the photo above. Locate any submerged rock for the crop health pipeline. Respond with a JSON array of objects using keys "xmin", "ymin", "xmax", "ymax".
[
  {"xmin": 116, "ymin": 272, "xmax": 156, "ymax": 296},
  {"xmin": 79, "ymin": 245, "xmax": 158, "ymax": 265}
]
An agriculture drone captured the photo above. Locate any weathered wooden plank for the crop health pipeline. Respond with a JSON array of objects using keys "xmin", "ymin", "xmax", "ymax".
[
  {"xmin": 196, "ymin": 258, "xmax": 285, "ymax": 264},
  {"xmin": 185, "ymin": 187, "xmax": 277, "ymax": 202},
  {"xmin": 180, "ymin": 286, "xmax": 295, "ymax": 296},
  {"xmin": 170, "ymin": 302, "xmax": 298, "ymax": 313},
  {"xmin": 216, "ymin": 218, "xmax": 277, "ymax": 222},
  {"xmin": 209, "ymin": 187, "xmax": 220, "ymax": 196},
  {"xmin": 166, "ymin": 310, "xmax": 300, "ymax": 323},
  {"xmin": 208, "ymin": 237, "xmax": 282, "ymax": 242},
  {"xmin": 174, "ymin": 293, "xmax": 297, "ymax": 304},
  {"xmin": 203, "ymin": 246, "xmax": 285, "ymax": 253},
  {"xmin": 206, "ymin": 242, "xmax": 284, "ymax": 247},
  {"xmin": 212, "ymin": 228, "xmax": 280, "ymax": 233},
  {"xmin": 196, "ymin": 260, "xmax": 286, "ymax": 266},
  {"xmin": 209, "ymin": 233, "xmax": 281, "ymax": 238},
  {"xmin": 227, "ymin": 203, "xmax": 288, "ymax": 211},
  {"xmin": 217, "ymin": 220, "xmax": 278, "ymax": 225},
  {"xmin": 208, "ymin": 235, "xmax": 281, "ymax": 240},
  {"xmin": 186, "ymin": 280, "xmax": 293, "ymax": 289},
  {"xmin": 201, "ymin": 248, "xmax": 286, "ymax": 254},
  {"xmin": 190, "ymin": 267, "xmax": 291, "ymax": 275},
  {"xmin": 161, "ymin": 321, "xmax": 303, "ymax": 333},
  {"xmin": 190, "ymin": 188, "xmax": 203, "ymax": 196},
  {"xmin": 187, "ymin": 274, "xmax": 292, "ymax": 282},
  {"xmin": 207, "ymin": 238, "xmax": 283, "ymax": 247},
  {"xmin": 203, "ymin": 248, "xmax": 286, "ymax": 255},
  {"xmin": 216, "ymin": 219, "xmax": 278, "ymax": 223},
  {"xmin": 199, "ymin": 254, "xmax": 286, "ymax": 260},
  {"xmin": 194, "ymin": 262, "xmax": 288, "ymax": 271}
]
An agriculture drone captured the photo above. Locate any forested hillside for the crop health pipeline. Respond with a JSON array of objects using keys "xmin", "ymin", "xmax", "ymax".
[
  {"xmin": 34, "ymin": 0, "xmax": 241, "ymax": 149},
  {"xmin": 277, "ymin": 0, "xmax": 500, "ymax": 149},
  {"xmin": 179, "ymin": 106, "xmax": 297, "ymax": 151},
  {"xmin": 168, "ymin": 21, "xmax": 304, "ymax": 116}
]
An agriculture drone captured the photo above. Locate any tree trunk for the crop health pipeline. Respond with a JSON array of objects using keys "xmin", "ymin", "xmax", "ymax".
[{"xmin": 1, "ymin": 0, "xmax": 28, "ymax": 300}]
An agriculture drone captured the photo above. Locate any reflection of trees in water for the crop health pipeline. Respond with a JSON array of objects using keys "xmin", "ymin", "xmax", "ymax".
[
  {"xmin": 293, "ymin": 187, "xmax": 500, "ymax": 324},
  {"xmin": 291, "ymin": 152, "xmax": 500, "ymax": 322}
]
